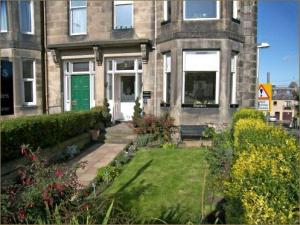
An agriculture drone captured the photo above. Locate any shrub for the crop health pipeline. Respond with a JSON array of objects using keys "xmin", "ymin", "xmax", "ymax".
[
  {"xmin": 1, "ymin": 107, "xmax": 110, "ymax": 162},
  {"xmin": 232, "ymin": 108, "xmax": 265, "ymax": 128},
  {"xmin": 96, "ymin": 165, "xmax": 121, "ymax": 184},
  {"xmin": 162, "ymin": 142, "xmax": 177, "ymax": 150},
  {"xmin": 134, "ymin": 133, "xmax": 159, "ymax": 147},
  {"xmin": 132, "ymin": 98, "xmax": 142, "ymax": 127},
  {"xmin": 0, "ymin": 146, "xmax": 84, "ymax": 224},
  {"xmin": 202, "ymin": 127, "xmax": 216, "ymax": 139},
  {"xmin": 225, "ymin": 144, "xmax": 299, "ymax": 224},
  {"xmin": 233, "ymin": 118, "xmax": 297, "ymax": 154},
  {"xmin": 134, "ymin": 113, "xmax": 177, "ymax": 142}
]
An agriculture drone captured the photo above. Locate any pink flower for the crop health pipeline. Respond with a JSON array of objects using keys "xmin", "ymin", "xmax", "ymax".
[
  {"xmin": 20, "ymin": 146, "xmax": 29, "ymax": 156},
  {"xmin": 30, "ymin": 154, "xmax": 37, "ymax": 161},
  {"xmin": 17, "ymin": 208, "xmax": 26, "ymax": 222},
  {"xmin": 55, "ymin": 169, "xmax": 64, "ymax": 178}
]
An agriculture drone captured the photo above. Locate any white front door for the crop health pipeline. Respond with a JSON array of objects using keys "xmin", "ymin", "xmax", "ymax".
[{"xmin": 120, "ymin": 75, "xmax": 135, "ymax": 121}]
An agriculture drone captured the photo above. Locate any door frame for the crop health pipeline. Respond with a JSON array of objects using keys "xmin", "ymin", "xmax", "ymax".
[
  {"xmin": 105, "ymin": 58, "xmax": 143, "ymax": 121},
  {"xmin": 63, "ymin": 60, "xmax": 95, "ymax": 111}
]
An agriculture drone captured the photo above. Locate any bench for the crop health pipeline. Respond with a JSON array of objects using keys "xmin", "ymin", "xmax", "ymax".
[{"xmin": 180, "ymin": 125, "xmax": 208, "ymax": 140}]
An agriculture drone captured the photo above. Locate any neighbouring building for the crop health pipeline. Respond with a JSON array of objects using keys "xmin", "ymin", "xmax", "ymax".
[
  {"xmin": 270, "ymin": 84, "xmax": 299, "ymax": 122},
  {"xmin": 45, "ymin": 0, "xmax": 257, "ymax": 127},
  {"xmin": 1, "ymin": 0, "xmax": 257, "ymax": 127},
  {"xmin": 0, "ymin": 0, "xmax": 45, "ymax": 118}
]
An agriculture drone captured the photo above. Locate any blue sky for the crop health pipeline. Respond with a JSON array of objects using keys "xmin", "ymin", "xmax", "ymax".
[{"xmin": 258, "ymin": 0, "xmax": 299, "ymax": 85}]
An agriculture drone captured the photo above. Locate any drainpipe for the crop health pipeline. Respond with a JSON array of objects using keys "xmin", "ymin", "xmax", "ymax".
[
  {"xmin": 154, "ymin": 0, "xmax": 157, "ymax": 116},
  {"xmin": 40, "ymin": 1, "xmax": 46, "ymax": 114},
  {"xmin": 43, "ymin": 1, "xmax": 49, "ymax": 114}
]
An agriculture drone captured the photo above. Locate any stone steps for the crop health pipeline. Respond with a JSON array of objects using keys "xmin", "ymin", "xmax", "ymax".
[{"xmin": 104, "ymin": 122, "xmax": 136, "ymax": 144}]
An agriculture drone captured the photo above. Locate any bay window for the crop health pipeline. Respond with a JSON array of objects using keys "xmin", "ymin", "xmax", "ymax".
[
  {"xmin": 19, "ymin": 0, "xmax": 34, "ymax": 34},
  {"xmin": 163, "ymin": 53, "xmax": 171, "ymax": 104},
  {"xmin": 230, "ymin": 53, "xmax": 238, "ymax": 105},
  {"xmin": 114, "ymin": 1, "xmax": 133, "ymax": 29},
  {"xmin": 182, "ymin": 51, "xmax": 220, "ymax": 105},
  {"xmin": 0, "ymin": 0, "xmax": 8, "ymax": 32},
  {"xmin": 22, "ymin": 59, "xmax": 36, "ymax": 105},
  {"xmin": 184, "ymin": 0, "xmax": 219, "ymax": 20},
  {"xmin": 70, "ymin": 0, "xmax": 87, "ymax": 35}
]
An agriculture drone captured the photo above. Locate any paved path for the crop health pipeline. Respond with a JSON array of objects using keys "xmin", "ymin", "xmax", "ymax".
[{"xmin": 70, "ymin": 122, "xmax": 135, "ymax": 186}]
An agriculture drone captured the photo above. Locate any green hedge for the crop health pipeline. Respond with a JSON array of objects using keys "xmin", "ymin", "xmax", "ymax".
[
  {"xmin": 225, "ymin": 115, "xmax": 299, "ymax": 224},
  {"xmin": 1, "ymin": 107, "xmax": 111, "ymax": 162}
]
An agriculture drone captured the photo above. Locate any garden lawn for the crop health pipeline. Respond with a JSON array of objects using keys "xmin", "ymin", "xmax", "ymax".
[{"xmin": 102, "ymin": 148, "xmax": 221, "ymax": 224}]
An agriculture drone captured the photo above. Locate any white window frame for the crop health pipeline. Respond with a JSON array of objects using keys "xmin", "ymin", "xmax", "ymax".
[
  {"xmin": 183, "ymin": 0, "xmax": 220, "ymax": 21},
  {"xmin": 19, "ymin": 0, "xmax": 34, "ymax": 34},
  {"xmin": 182, "ymin": 50, "xmax": 220, "ymax": 104},
  {"xmin": 63, "ymin": 60, "xmax": 95, "ymax": 111},
  {"xmin": 163, "ymin": 0, "xmax": 170, "ymax": 22},
  {"xmin": 21, "ymin": 59, "xmax": 36, "ymax": 106},
  {"xmin": 114, "ymin": 0, "xmax": 134, "ymax": 29},
  {"xmin": 0, "ymin": 0, "xmax": 8, "ymax": 32},
  {"xmin": 232, "ymin": 0, "xmax": 240, "ymax": 20},
  {"xmin": 163, "ymin": 53, "xmax": 171, "ymax": 103},
  {"xmin": 69, "ymin": 0, "xmax": 87, "ymax": 36},
  {"xmin": 230, "ymin": 53, "xmax": 238, "ymax": 105}
]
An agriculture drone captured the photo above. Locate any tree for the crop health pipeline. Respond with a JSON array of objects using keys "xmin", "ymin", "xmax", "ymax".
[{"xmin": 132, "ymin": 97, "xmax": 142, "ymax": 127}]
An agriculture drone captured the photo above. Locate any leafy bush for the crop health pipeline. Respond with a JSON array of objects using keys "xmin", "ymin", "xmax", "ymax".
[
  {"xmin": 1, "ymin": 146, "xmax": 84, "ymax": 224},
  {"xmin": 225, "ymin": 118, "xmax": 300, "ymax": 224},
  {"xmin": 96, "ymin": 165, "xmax": 121, "ymax": 184},
  {"xmin": 233, "ymin": 118, "xmax": 296, "ymax": 154},
  {"xmin": 132, "ymin": 98, "xmax": 142, "ymax": 127},
  {"xmin": 225, "ymin": 144, "xmax": 299, "ymax": 224},
  {"xmin": 231, "ymin": 108, "xmax": 265, "ymax": 128},
  {"xmin": 134, "ymin": 133, "xmax": 159, "ymax": 147},
  {"xmin": 134, "ymin": 113, "xmax": 177, "ymax": 142},
  {"xmin": 202, "ymin": 127, "xmax": 216, "ymax": 139},
  {"xmin": 162, "ymin": 142, "xmax": 177, "ymax": 150},
  {"xmin": 1, "ymin": 107, "xmax": 110, "ymax": 162}
]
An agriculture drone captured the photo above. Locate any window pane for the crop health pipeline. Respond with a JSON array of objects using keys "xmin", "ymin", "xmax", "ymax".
[
  {"xmin": 108, "ymin": 60, "xmax": 113, "ymax": 71},
  {"xmin": 70, "ymin": 0, "xmax": 86, "ymax": 8},
  {"xmin": 73, "ymin": 62, "xmax": 89, "ymax": 72},
  {"xmin": 22, "ymin": 60, "xmax": 34, "ymax": 78},
  {"xmin": 115, "ymin": 4, "xmax": 133, "ymax": 29},
  {"xmin": 185, "ymin": 71, "xmax": 215, "ymax": 104},
  {"xmin": 24, "ymin": 81, "xmax": 33, "ymax": 102},
  {"xmin": 138, "ymin": 60, "xmax": 142, "ymax": 70},
  {"xmin": 166, "ymin": 72, "xmax": 171, "ymax": 103},
  {"xmin": 71, "ymin": 7, "xmax": 87, "ymax": 34},
  {"xmin": 107, "ymin": 74, "xmax": 112, "ymax": 100},
  {"xmin": 116, "ymin": 59, "xmax": 134, "ymax": 70},
  {"xmin": 20, "ymin": 0, "xmax": 32, "ymax": 33},
  {"xmin": 0, "ymin": 0, "xmax": 8, "ymax": 31},
  {"xmin": 121, "ymin": 76, "xmax": 135, "ymax": 102},
  {"xmin": 185, "ymin": 0, "xmax": 216, "ymax": 19}
]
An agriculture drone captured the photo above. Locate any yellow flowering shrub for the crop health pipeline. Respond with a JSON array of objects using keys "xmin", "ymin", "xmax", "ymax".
[
  {"xmin": 225, "ymin": 117, "xmax": 300, "ymax": 224},
  {"xmin": 232, "ymin": 108, "xmax": 265, "ymax": 127}
]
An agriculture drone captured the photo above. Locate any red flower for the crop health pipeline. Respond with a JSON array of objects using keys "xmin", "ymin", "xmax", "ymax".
[
  {"xmin": 30, "ymin": 154, "xmax": 37, "ymax": 161},
  {"xmin": 17, "ymin": 208, "xmax": 26, "ymax": 222},
  {"xmin": 55, "ymin": 169, "xmax": 64, "ymax": 178}
]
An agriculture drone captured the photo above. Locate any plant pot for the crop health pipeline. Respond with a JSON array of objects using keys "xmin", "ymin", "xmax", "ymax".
[{"xmin": 90, "ymin": 129, "xmax": 100, "ymax": 141}]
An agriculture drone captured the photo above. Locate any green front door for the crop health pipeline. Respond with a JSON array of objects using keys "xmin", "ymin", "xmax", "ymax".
[{"xmin": 71, "ymin": 74, "xmax": 90, "ymax": 110}]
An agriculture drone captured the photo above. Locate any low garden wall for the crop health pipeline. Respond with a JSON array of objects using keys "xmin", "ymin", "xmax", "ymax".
[{"xmin": 1, "ymin": 106, "xmax": 111, "ymax": 162}]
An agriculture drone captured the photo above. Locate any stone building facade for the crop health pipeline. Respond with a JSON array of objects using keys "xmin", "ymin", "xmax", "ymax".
[
  {"xmin": 1, "ymin": 0, "xmax": 257, "ymax": 127},
  {"xmin": 0, "ymin": 0, "xmax": 45, "ymax": 118}
]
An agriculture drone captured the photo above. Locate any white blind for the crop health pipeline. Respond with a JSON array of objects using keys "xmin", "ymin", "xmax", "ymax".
[{"xmin": 183, "ymin": 51, "xmax": 219, "ymax": 71}]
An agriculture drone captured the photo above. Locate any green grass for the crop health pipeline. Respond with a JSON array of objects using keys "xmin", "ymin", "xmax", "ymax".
[{"xmin": 102, "ymin": 148, "xmax": 222, "ymax": 224}]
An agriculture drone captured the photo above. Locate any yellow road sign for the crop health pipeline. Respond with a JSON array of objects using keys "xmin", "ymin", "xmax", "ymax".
[{"xmin": 257, "ymin": 83, "xmax": 272, "ymax": 112}]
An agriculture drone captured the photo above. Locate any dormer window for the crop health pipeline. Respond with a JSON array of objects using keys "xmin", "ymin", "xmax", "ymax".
[{"xmin": 114, "ymin": 1, "xmax": 133, "ymax": 29}]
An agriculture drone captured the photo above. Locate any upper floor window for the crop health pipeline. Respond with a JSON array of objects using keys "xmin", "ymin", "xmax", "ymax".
[
  {"xmin": 114, "ymin": 1, "xmax": 133, "ymax": 29},
  {"xmin": 70, "ymin": 0, "xmax": 87, "ymax": 35},
  {"xmin": 163, "ymin": 53, "xmax": 171, "ymax": 104},
  {"xmin": 19, "ymin": 0, "xmax": 34, "ymax": 34},
  {"xmin": 163, "ymin": 0, "xmax": 171, "ymax": 22},
  {"xmin": 232, "ymin": 0, "xmax": 240, "ymax": 20},
  {"xmin": 230, "ymin": 53, "xmax": 238, "ymax": 105},
  {"xmin": 183, "ymin": 0, "xmax": 219, "ymax": 20},
  {"xmin": 22, "ymin": 59, "xmax": 36, "ymax": 105},
  {"xmin": 0, "ymin": 0, "xmax": 8, "ymax": 32}
]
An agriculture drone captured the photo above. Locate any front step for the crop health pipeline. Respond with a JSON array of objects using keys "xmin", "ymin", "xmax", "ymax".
[{"xmin": 104, "ymin": 123, "xmax": 136, "ymax": 144}]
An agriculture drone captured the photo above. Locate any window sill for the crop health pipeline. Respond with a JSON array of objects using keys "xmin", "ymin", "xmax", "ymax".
[
  {"xmin": 69, "ymin": 33, "xmax": 87, "ymax": 36},
  {"xmin": 182, "ymin": 104, "xmax": 219, "ymax": 108},
  {"xmin": 21, "ymin": 32, "xmax": 34, "ymax": 35},
  {"xmin": 161, "ymin": 20, "xmax": 171, "ymax": 26},
  {"xmin": 22, "ymin": 105, "xmax": 37, "ymax": 109},
  {"xmin": 230, "ymin": 104, "xmax": 239, "ymax": 108},
  {"xmin": 113, "ymin": 27, "xmax": 134, "ymax": 31},
  {"xmin": 231, "ymin": 18, "xmax": 240, "ymax": 24},
  {"xmin": 183, "ymin": 18, "xmax": 219, "ymax": 21},
  {"xmin": 160, "ymin": 103, "xmax": 170, "ymax": 107}
]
